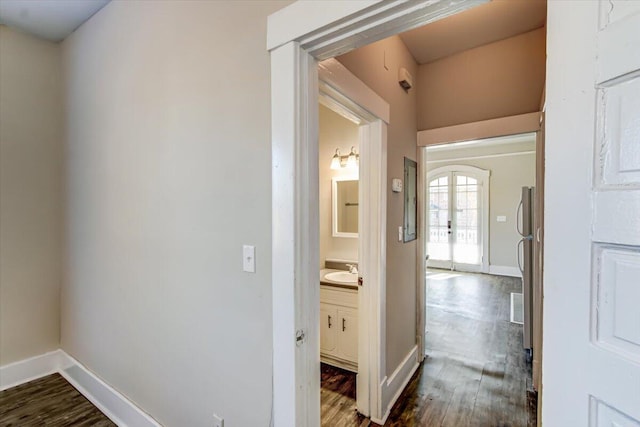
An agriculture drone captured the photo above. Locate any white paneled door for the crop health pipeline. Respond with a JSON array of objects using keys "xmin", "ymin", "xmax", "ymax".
[{"xmin": 544, "ymin": 1, "xmax": 640, "ymax": 425}]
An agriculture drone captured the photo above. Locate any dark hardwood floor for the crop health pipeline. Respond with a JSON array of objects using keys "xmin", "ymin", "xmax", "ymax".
[
  {"xmin": 0, "ymin": 373, "xmax": 115, "ymax": 426},
  {"xmin": 321, "ymin": 270, "xmax": 536, "ymax": 427},
  {"xmin": 321, "ymin": 364, "xmax": 373, "ymax": 427}
]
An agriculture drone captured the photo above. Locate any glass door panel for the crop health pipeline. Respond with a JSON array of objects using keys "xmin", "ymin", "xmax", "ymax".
[
  {"xmin": 427, "ymin": 175, "xmax": 451, "ymax": 267},
  {"xmin": 453, "ymin": 174, "xmax": 480, "ymax": 266}
]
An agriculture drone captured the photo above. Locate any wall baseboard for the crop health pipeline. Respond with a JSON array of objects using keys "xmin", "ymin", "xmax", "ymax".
[
  {"xmin": 0, "ymin": 350, "xmax": 66, "ymax": 391},
  {"xmin": 371, "ymin": 345, "xmax": 419, "ymax": 425},
  {"xmin": 0, "ymin": 350, "xmax": 160, "ymax": 427},
  {"xmin": 489, "ymin": 265, "xmax": 522, "ymax": 278}
]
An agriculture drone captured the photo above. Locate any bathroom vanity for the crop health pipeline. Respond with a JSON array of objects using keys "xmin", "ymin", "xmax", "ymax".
[{"xmin": 320, "ymin": 269, "xmax": 358, "ymax": 372}]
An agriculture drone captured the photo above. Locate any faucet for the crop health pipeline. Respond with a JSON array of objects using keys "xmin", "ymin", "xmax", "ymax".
[{"xmin": 346, "ymin": 264, "xmax": 358, "ymax": 275}]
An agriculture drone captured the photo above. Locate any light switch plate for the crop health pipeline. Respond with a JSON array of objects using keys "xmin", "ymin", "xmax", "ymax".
[
  {"xmin": 497, "ymin": 215, "xmax": 507, "ymax": 223},
  {"xmin": 243, "ymin": 245, "xmax": 255, "ymax": 273},
  {"xmin": 398, "ymin": 226, "xmax": 403, "ymax": 242}
]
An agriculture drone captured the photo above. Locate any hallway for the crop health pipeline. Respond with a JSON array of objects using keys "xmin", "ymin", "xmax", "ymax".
[{"xmin": 321, "ymin": 271, "xmax": 535, "ymax": 426}]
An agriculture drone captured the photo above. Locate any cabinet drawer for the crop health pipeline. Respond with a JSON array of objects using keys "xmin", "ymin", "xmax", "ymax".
[{"xmin": 320, "ymin": 285, "xmax": 358, "ymax": 308}]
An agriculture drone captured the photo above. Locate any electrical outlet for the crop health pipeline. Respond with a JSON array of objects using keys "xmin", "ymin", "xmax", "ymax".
[{"xmin": 213, "ymin": 414, "xmax": 224, "ymax": 427}]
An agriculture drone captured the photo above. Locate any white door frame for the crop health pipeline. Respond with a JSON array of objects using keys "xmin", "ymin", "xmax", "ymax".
[
  {"xmin": 425, "ymin": 164, "xmax": 490, "ymax": 273},
  {"xmin": 318, "ymin": 58, "xmax": 390, "ymax": 419},
  {"xmin": 417, "ymin": 149, "xmax": 428, "ymax": 364},
  {"xmin": 268, "ymin": 1, "xmax": 488, "ymax": 426}
]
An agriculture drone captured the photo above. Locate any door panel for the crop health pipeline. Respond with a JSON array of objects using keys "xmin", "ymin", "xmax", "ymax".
[
  {"xmin": 590, "ymin": 398, "xmax": 640, "ymax": 427},
  {"xmin": 591, "ymin": 1, "xmax": 640, "ymax": 421},
  {"xmin": 594, "ymin": 247, "xmax": 640, "ymax": 362},
  {"xmin": 320, "ymin": 303, "xmax": 337, "ymax": 354},
  {"xmin": 337, "ymin": 307, "xmax": 358, "ymax": 362},
  {"xmin": 427, "ymin": 174, "xmax": 451, "ymax": 267},
  {"xmin": 453, "ymin": 174, "xmax": 480, "ymax": 266},
  {"xmin": 544, "ymin": 1, "xmax": 640, "ymax": 424}
]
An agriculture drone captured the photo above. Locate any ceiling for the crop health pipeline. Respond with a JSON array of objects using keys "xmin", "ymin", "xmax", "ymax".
[
  {"xmin": 400, "ymin": 0, "xmax": 546, "ymax": 64},
  {"xmin": 0, "ymin": 0, "xmax": 110, "ymax": 42}
]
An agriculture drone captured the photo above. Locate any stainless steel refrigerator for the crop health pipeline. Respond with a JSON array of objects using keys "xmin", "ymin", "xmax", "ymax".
[{"xmin": 517, "ymin": 186, "xmax": 534, "ymax": 351}]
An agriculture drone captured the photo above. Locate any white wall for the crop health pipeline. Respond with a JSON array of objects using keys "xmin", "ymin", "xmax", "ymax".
[
  {"xmin": 337, "ymin": 36, "xmax": 419, "ymax": 382},
  {"xmin": 60, "ymin": 1, "xmax": 290, "ymax": 426},
  {"xmin": 318, "ymin": 104, "xmax": 359, "ymax": 266},
  {"xmin": 0, "ymin": 26, "xmax": 62, "ymax": 365},
  {"xmin": 426, "ymin": 139, "xmax": 536, "ymax": 269}
]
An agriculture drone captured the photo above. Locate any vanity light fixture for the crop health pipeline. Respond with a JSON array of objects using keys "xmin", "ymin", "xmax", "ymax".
[{"xmin": 330, "ymin": 146, "xmax": 359, "ymax": 170}]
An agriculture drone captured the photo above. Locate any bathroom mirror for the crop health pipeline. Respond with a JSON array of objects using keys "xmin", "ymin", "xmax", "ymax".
[
  {"xmin": 332, "ymin": 176, "xmax": 359, "ymax": 238},
  {"xmin": 404, "ymin": 157, "xmax": 417, "ymax": 242}
]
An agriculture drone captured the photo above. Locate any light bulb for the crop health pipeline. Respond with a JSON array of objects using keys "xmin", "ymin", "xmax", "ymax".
[
  {"xmin": 330, "ymin": 149, "xmax": 341, "ymax": 170},
  {"xmin": 346, "ymin": 147, "xmax": 357, "ymax": 168}
]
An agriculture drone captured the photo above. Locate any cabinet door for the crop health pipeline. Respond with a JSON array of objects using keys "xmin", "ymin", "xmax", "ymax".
[
  {"xmin": 320, "ymin": 303, "xmax": 337, "ymax": 355},
  {"xmin": 337, "ymin": 307, "xmax": 358, "ymax": 362}
]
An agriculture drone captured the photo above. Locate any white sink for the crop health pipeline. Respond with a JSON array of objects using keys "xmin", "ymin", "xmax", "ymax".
[{"xmin": 324, "ymin": 271, "xmax": 358, "ymax": 284}]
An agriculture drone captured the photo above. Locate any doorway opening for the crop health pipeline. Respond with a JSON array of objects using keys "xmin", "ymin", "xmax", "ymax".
[
  {"xmin": 318, "ymin": 102, "xmax": 361, "ymax": 424},
  {"xmin": 270, "ymin": 0, "xmax": 640, "ymax": 425},
  {"xmin": 421, "ymin": 132, "xmax": 540, "ymax": 425},
  {"xmin": 317, "ymin": 58, "xmax": 390, "ymax": 423},
  {"xmin": 268, "ymin": 1, "xmax": 550, "ymax": 426}
]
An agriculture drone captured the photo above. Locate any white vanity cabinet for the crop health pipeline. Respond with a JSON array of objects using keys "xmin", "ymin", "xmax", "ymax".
[{"xmin": 320, "ymin": 284, "xmax": 358, "ymax": 372}]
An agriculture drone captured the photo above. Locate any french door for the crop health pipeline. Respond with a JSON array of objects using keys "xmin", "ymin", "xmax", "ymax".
[{"xmin": 426, "ymin": 165, "xmax": 489, "ymax": 272}]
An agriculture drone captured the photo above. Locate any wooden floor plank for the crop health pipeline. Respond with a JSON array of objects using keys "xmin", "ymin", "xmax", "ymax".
[
  {"xmin": 0, "ymin": 373, "xmax": 115, "ymax": 426},
  {"xmin": 439, "ymin": 357, "xmax": 483, "ymax": 427}
]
